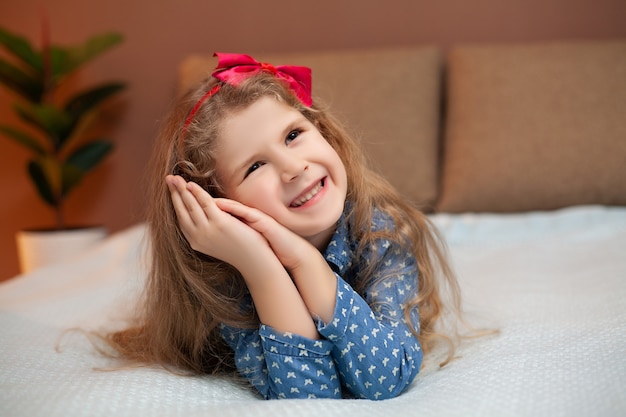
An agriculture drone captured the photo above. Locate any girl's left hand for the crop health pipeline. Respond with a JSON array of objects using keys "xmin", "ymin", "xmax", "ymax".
[
  {"xmin": 215, "ymin": 198, "xmax": 338, "ymax": 324},
  {"xmin": 214, "ymin": 198, "xmax": 315, "ymax": 271}
]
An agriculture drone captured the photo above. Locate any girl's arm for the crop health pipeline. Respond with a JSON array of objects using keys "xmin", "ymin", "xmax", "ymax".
[
  {"xmin": 220, "ymin": 324, "xmax": 342, "ymax": 399},
  {"xmin": 211, "ymin": 195, "xmax": 423, "ymax": 399},
  {"xmin": 241, "ymin": 201, "xmax": 424, "ymax": 400},
  {"xmin": 169, "ymin": 176, "xmax": 346, "ymax": 399},
  {"xmin": 316, "ymin": 238, "xmax": 423, "ymax": 400},
  {"xmin": 166, "ymin": 176, "xmax": 318, "ymax": 339},
  {"xmin": 215, "ymin": 198, "xmax": 338, "ymax": 323}
]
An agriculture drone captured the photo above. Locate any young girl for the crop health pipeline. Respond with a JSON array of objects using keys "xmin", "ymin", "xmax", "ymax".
[{"xmin": 105, "ymin": 52, "xmax": 461, "ymax": 400}]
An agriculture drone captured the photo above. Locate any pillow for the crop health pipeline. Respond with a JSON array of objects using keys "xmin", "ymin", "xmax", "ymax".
[
  {"xmin": 179, "ymin": 47, "xmax": 442, "ymax": 209},
  {"xmin": 437, "ymin": 40, "xmax": 626, "ymax": 213}
]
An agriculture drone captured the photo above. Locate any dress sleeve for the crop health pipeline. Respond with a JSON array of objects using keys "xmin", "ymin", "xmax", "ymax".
[
  {"xmin": 220, "ymin": 323, "xmax": 342, "ymax": 399},
  {"xmin": 317, "ymin": 242, "xmax": 423, "ymax": 400}
]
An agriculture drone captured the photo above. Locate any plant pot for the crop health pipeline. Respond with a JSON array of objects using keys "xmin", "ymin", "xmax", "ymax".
[{"xmin": 16, "ymin": 227, "xmax": 107, "ymax": 274}]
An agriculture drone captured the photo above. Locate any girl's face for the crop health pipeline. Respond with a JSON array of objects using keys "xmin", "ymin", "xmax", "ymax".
[{"xmin": 215, "ymin": 96, "xmax": 348, "ymax": 249}]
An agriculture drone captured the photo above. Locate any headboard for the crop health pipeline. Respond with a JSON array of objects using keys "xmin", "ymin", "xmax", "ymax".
[{"xmin": 178, "ymin": 41, "xmax": 626, "ymax": 213}]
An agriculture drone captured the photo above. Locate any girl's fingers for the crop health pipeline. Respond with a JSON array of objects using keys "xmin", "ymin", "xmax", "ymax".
[
  {"xmin": 216, "ymin": 198, "xmax": 307, "ymax": 271},
  {"xmin": 166, "ymin": 175, "xmax": 216, "ymax": 227},
  {"xmin": 186, "ymin": 181, "xmax": 222, "ymax": 219},
  {"xmin": 165, "ymin": 176, "xmax": 271, "ymax": 264},
  {"xmin": 215, "ymin": 198, "xmax": 265, "ymax": 224},
  {"xmin": 215, "ymin": 198, "xmax": 283, "ymax": 240},
  {"xmin": 166, "ymin": 176, "xmax": 195, "ymax": 226}
]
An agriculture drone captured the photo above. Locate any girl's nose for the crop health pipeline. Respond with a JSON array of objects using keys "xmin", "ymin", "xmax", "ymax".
[{"xmin": 279, "ymin": 155, "xmax": 308, "ymax": 183}]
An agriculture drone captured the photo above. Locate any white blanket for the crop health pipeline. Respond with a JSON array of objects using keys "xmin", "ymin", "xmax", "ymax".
[{"xmin": 1, "ymin": 205, "xmax": 625, "ymax": 417}]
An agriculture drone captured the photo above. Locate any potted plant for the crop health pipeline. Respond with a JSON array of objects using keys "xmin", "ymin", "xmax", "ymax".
[{"xmin": 0, "ymin": 24, "xmax": 126, "ymax": 273}]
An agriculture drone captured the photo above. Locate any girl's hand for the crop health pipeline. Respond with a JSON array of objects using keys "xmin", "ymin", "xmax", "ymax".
[
  {"xmin": 214, "ymin": 198, "xmax": 316, "ymax": 271},
  {"xmin": 166, "ymin": 175, "xmax": 320, "ymax": 339},
  {"xmin": 215, "ymin": 198, "xmax": 338, "ymax": 324},
  {"xmin": 165, "ymin": 175, "xmax": 272, "ymax": 270}
]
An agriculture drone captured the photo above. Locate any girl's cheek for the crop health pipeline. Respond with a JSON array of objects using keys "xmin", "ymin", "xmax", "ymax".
[{"xmin": 232, "ymin": 182, "xmax": 265, "ymax": 208}]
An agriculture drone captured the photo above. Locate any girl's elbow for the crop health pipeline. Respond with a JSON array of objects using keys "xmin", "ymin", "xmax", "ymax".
[{"xmin": 357, "ymin": 366, "xmax": 420, "ymax": 400}]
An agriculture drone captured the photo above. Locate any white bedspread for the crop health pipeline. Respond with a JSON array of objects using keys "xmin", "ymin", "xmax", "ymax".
[{"xmin": 1, "ymin": 205, "xmax": 625, "ymax": 417}]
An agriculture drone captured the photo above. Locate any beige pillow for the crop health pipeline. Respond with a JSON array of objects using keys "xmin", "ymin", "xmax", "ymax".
[
  {"xmin": 180, "ymin": 47, "xmax": 442, "ymax": 209},
  {"xmin": 437, "ymin": 40, "xmax": 626, "ymax": 213}
]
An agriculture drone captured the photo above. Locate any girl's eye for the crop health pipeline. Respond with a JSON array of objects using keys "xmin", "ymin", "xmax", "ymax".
[
  {"xmin": 286, "ymin": 129, "xmax": 302, "ymax": 144},
  {"xmin": 245, "ymin": 162, "xmax": 264, "ymax": 178}
]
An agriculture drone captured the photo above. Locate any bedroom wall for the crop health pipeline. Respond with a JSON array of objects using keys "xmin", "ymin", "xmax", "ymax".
[{"xmin": 1, "ymin": 0, "xmax": 625, "ymax": 281}]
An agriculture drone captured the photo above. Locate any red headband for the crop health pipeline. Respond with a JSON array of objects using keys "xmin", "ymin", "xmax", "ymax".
[{"xmin": 181, "ymin": 52, "xmax": 313, "ymax": 136}]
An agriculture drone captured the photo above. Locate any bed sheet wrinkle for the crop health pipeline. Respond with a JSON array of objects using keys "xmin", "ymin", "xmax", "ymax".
[{"xmin": 1, "ymin": 206, "xmax": 625, "ymax": 416}]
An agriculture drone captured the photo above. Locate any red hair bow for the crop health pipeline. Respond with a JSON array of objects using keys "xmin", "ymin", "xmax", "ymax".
[
  {"xmin": 181, "ymin": 53, "xmax": 312, "ymax": 138},
  {"xmin": 212, "ymin": 52, "xmax": 313, "ymax": 107}
]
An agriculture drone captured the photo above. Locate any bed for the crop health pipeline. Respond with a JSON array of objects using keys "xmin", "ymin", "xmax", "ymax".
[
  {"xmin": 2, "ymin": 205, "xmax": 625, "ymax": 416},
  {"xmin": 2, "ymin": 41, "xmax": 626, "ymax": 416}
]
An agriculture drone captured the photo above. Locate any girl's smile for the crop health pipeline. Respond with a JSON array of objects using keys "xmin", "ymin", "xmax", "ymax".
[
  {"xmin": 215, "ymin": 97, "xmax": 348, "ymax": 249},
  {"xmin": 290, "ymin": 178, "xmax": 325, "ymax": 208}
]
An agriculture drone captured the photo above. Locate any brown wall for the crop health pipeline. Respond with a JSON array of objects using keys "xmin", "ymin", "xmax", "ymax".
[{"xmin": 1, "ymin": 0, "xmax": 625, "ymax": 281}]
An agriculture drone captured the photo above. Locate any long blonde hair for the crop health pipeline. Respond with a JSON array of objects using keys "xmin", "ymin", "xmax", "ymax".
[{"xmin": 103, "ymin": 72, "xmax": 462, "ymax": 374}]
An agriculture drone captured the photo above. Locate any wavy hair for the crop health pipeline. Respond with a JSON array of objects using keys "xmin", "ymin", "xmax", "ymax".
[{"xmin": 102, "ymin": 72, "xmax": 462, "ymax": 374}]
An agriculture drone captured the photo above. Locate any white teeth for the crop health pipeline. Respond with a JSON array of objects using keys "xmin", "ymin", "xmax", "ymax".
[{"xmin": 292, "ymin": 181, "xmax": 323, "ymax": 207}]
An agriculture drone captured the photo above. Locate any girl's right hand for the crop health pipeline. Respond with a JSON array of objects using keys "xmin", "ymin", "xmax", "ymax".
[{"xmin": 165, "ymin": 175, "xmax": 272, "ymax": 270}]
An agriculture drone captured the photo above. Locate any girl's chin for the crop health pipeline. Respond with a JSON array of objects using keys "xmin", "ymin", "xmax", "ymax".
[{"xmin": 295, "ymin": 210, "xmax": 344, "ymax": 249}]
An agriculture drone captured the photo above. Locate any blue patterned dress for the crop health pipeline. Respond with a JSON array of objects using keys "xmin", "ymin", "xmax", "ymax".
[{"xmin": 220, "ymin": 206, "xmax": 422, "ymax": 400}]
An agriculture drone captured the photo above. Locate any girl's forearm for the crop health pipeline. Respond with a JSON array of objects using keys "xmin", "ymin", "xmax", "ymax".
[
  {"xmin": 289, "ymin": 250, "xmax": 338, "ymax": 325},
  {"xmin": 238, "ymin": 255, "xmax": 319, "ymax": 340}
]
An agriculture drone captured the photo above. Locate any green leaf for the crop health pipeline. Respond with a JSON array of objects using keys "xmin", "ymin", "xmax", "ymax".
[
  {"xmin": 48, "ymin": 46, "xmax": 69, "ymax": 82},
  {"xmin": 0, "ymin": 125, "xmax": 46, "ymax": 154},
  {"xmin": 66, "ymin": 140, "xmax": 113, "ymax": 172},
  {"xmin": 65, "ymin": 82, "xmax": 125, "ymax": 120},
  {"xmin": 51, "ymin": 32, "xmax": 123, "ymax": 79},
  {"xmin": 0, "ymin": 58, "xmax": 43, "ymax": 102},
  {"xmin": 0, "ymin": 27, "xmax": 42, "ymax": 71},
  {"xmin": 14, "ymin": 103, "xmax": 72, "ymax": 149},
  {"xmin": 62, "ymin": 141, "xmax": 112, "ymax": 197},
  {"xmin": 27, "ymin": 159, "xmax": 58, "ymax": 207},
  {"xmin": 61, "ymin": 162, "xmax": 84, "ymax": 198}
]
